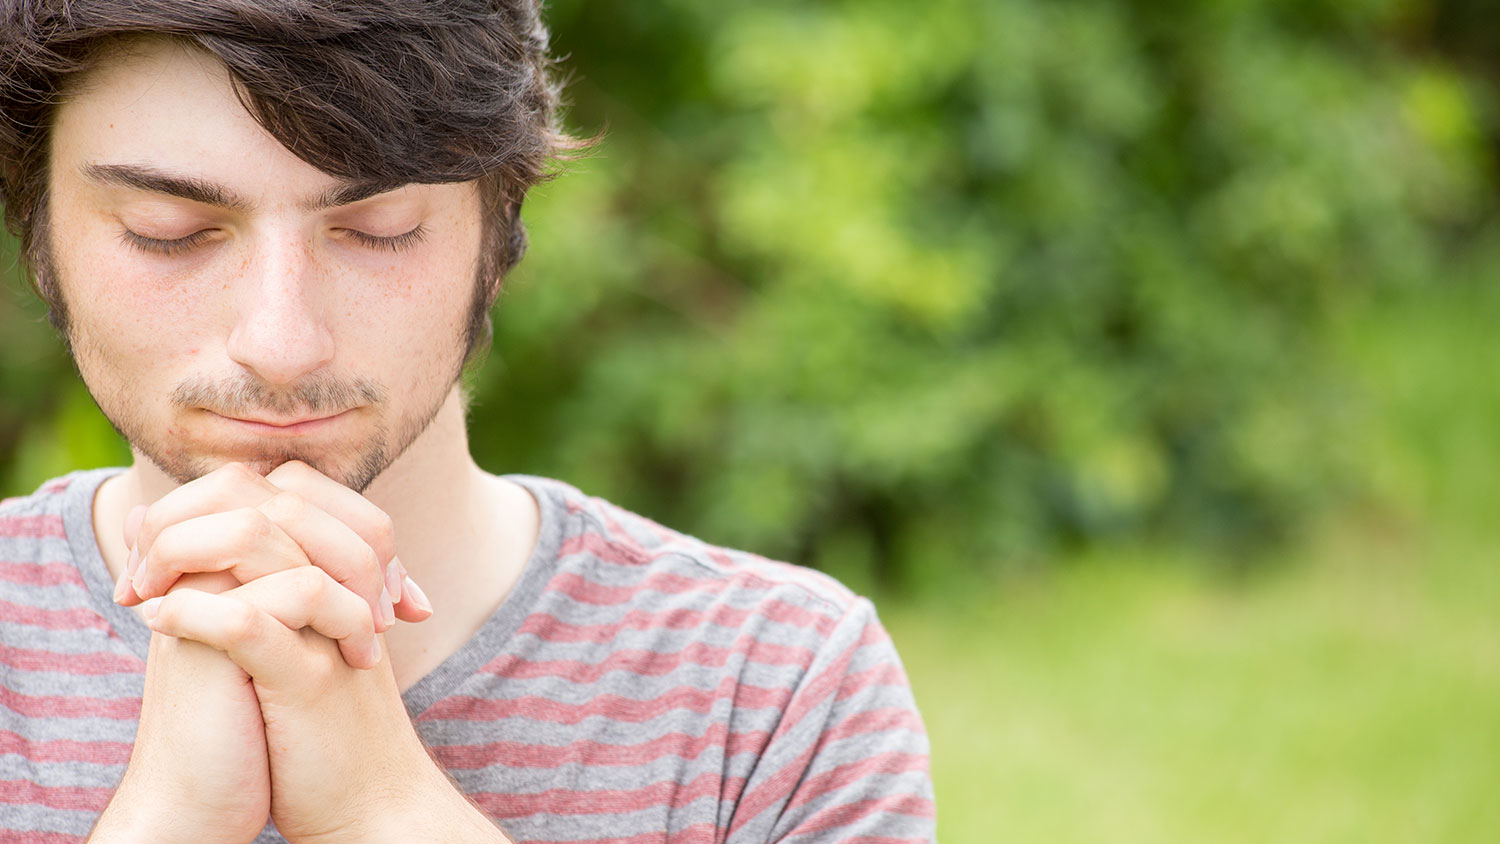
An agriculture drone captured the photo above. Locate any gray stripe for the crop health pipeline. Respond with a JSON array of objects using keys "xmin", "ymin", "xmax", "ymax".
[
  {"xmin": 0, "ymin": 802, "xmax": 98, "ymax": 836},
  {"xmin": 0, "ymin": 714, "xmax": 138, "ymax": 743},
  {"xmin": 0, "ymin": 753, "xmax": 126, "ymax": 788},
  {"xmin": 0, "ymin": 623, "xmax": 128, "ymax": 655}
]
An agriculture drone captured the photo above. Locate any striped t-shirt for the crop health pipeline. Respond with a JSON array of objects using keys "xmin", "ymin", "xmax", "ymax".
[{"xmin": 0, "ymin": 469, "xmax": 935, "ymax": 843}]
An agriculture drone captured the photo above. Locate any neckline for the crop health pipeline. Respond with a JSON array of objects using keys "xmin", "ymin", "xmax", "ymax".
[{"xmin": 59, "ymin": 467, "xmax": 569, "ymax": 717}]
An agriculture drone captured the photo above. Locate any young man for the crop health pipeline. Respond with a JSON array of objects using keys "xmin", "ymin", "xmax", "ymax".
[{"xmin": 0, "ymin": 3, "xmax": 935, "ymax": 843}]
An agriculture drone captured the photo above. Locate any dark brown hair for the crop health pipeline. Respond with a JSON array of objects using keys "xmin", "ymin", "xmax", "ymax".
[{"xmin": 0, "ymin": 0, "xmax": 586, "ymax": 357}]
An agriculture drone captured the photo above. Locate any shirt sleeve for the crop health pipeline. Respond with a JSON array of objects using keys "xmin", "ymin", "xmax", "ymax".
[{"xmin": 725, "ymin": 597, "xmax": 937, "ymax": 843}]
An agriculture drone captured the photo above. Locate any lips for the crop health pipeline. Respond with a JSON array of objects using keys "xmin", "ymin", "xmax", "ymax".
[{"xmin": 209, "ymin": 409, "xmax": 350, "ymax": 434}]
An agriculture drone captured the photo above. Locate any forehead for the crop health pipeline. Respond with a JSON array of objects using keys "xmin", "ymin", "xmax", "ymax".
[{"xmin": 52, "ymin": 37, "xmax": 347, "ymax": 206}]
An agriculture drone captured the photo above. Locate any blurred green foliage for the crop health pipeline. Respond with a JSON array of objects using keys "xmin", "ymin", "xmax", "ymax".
[
  {"xmin": 470, "ymin": 0, "xmax": 1496, "ymax": 591},
  {"xmin": 3, "ymin": 0, "xmax": 1498, "ymax": 593}
]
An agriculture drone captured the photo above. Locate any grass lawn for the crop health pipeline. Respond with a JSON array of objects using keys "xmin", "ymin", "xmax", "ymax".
[
  {"xmin": 883, "ymin": 528, "xmax": 1500, "ymax": 843},
  {"xmin": 880, "ymin": 281, "xmax": 1500, "ymax": 842}
]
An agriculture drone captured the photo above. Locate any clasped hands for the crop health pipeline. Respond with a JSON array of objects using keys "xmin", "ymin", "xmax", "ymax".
[{"xmin": 95, "ymin": 461, "xmax": 502, "ymax": 844}]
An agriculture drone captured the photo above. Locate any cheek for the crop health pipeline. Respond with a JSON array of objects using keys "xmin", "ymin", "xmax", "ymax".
[
  {"xmin": 58, "ymin": 221, "xmax": 220, "ymax": 372},
  {"xmin": 344, "ymin": 281, "xmax": 471, "ymax": 377},
  {"xmin": 339, "ymin": 241, "xmax": 478, "ymax": 371}
]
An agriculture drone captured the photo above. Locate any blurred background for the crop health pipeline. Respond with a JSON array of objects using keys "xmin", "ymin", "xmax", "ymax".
[{"xmin": 4, "ymin": 0, "xmax": 1499, "ymax": 839}]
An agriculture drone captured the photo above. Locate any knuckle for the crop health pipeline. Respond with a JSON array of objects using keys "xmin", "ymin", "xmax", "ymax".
[
  {"xmin": 228, "ymin": 507, "xmax": 273, "ymax": 546},
  {"xmin": 263, "ymin": 489, "xmax": 308, "ymax": 523},
  {"xmin": 268, "ymin": 459, "xmax": 315, "ymax": 484},
  {"xmin": 222, "ymin": 602, "xmax": 260, "ymax": 644},
  {"xmin": 366, "ymin": 512, "xmax": 396, "ymax": 561},
  {"xmin": 288, "ymin": 566, "xmax": 329, "ymax": 606},
  {"xmin": 216, "ymin": 462, "xmax": 261, "ymax": 487}
]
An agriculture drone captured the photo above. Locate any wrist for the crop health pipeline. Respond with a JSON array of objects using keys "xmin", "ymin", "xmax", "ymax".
[
  {"xmin": 91, "ymin": 783, "xmax": 252, "ymax": 844},
  {"xmin": 288, "ymin": 765, "xmax": 508, "ymax": 844}
]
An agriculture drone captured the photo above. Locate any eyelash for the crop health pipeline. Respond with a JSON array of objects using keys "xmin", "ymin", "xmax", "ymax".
[
  {"xmin": 120, "ymin": 229, "xmax": 215, "ymax": 257},
  {"xmin": 341, "ymin": 224, "xmax": 428, "ymax": 253},
  {"xmin": 119, "ymin": 224, "xmax": 428, "ymax": 257}
]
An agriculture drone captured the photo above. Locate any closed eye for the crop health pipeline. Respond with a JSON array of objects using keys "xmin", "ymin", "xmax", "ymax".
[
  {"xmin": 120, "ymin": 228, "xmax": 216, "ymax": 257},
  {"xmin": 342, "ymin": 224, "xmax": 427, "ymax": 253}
]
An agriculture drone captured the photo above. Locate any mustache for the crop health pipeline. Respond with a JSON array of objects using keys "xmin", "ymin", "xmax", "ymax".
[{"xmin": 171, "ymin": 374, "xmax": 386, "ymax": 417}]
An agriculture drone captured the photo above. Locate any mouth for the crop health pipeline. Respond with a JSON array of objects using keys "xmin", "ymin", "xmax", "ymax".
[{"xmin": 208, "ymin": 409, "xmax": 352, "ymax": 436}]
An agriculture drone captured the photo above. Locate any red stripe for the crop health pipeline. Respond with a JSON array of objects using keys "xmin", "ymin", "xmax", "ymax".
[
  {"xmin": 549, "ymin": 571, "xmax": 719, "ymax": 606},
  {"xmin": 818, "ymin": 707, "xmax": 926, "ymax": 749},
  {"xmin": 431, "ymin": 720, "xmax": 770, "ymax": 770},
  {"xmin": 0, "ymin": 561, "xmax": 87, "ymax": 588},
  {"xmin": 0, "ymin": 686, "xmax": 141, "ymax": 720},
  {"xmin": 470, "ymin": 770, "xmax": 736, "ymax": 819},
  {"xmin": 0, "ymin": 730, "xmax": 132, "ymax": 765},
  {"xmin": 792, "ymin": 836, "xmax": 931, "ymax": 844},
  {"xmin": 515, "ymin": 598, "xmax": 838, "ymax": 645},
  {"xmin": 835, "ymin": 663, "xmax": 909, "ymax": 703},
  {"xmin": 417, "ymin": 676, "xmax": 793, "ymax": 725},
  {"xmin": 783, "ymin": 795, "xmax": 936, "ymax": 837},
  {"xmin": 478, "ymin": 636, "xmax": 815, "ymax": 683},
  {"xmin": 557, "ymin": 535, "xmax": 834, "ymax": 603},
  {"xmin": 858, "ymin": 621, "xmax": 892, "ymax": 648},
  {"xmin": 559, "ymin": 532, "xmax": 687, "ymax": 568},
  {"xmin": 0, "ymin": 516, "xmax": 66, "ymax": 540},
  {"xmin": 514, "ymin": 822, "xmax": 717, "ymax": 844},
  {"xmin": 41, "ymin": 479, "xmax": 71, "ymax": 495},
  {"xmin": 549, "ymin": 569, "xmax": 835, "ymax": 613},
  {"xmin": 787, "ymin": 752, "xmax": 930, "ymax": 810},
  {"xmin": 0, "ymin": 642, "xmax": 144, "ymax": 676},
  {"xmin": 0, "ymin": 832, "xmax": 85, "ymax": 844},
  {"xmin": 560, "ymin": 528, "xmax": 824, "ymax": 601},
  {"xmin": 0, "ymin": 601, "xmax": 109, "ymax": 633},
  {"xmin": 0, "ymin": 779, "xmax": 112, "ymax": 812}
]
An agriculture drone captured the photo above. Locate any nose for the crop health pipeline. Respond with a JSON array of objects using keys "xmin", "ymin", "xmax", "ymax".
[{"xmin": 225, "ymin": 229, "xmax": 336, "ymax": 385}]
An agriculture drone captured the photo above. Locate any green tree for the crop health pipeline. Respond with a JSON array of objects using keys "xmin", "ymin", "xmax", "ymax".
[{"xmin": 4, "ymin": 0, "xmax": 1495, "ymax": 594}]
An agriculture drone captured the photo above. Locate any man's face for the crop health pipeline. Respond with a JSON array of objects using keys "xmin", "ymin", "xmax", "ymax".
[{"xmin": 46, "ymin": 39, "xmax": 485, "ymax": 491}]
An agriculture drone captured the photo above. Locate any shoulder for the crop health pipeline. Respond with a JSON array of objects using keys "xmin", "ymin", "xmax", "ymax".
[
  {"xmin": 0, "ymin": 471, "xmax": 83, "ymax": 538},
  {"xmin": 514, "ymin": 474, "xmax": 865, "ymax": 622},
  {"xmin": 0, "ymin": 470, "xmax": 115, "ymax": 609}
]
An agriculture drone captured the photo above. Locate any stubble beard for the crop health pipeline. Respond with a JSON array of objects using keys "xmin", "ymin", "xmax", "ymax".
[{"xmin": 83, "ymin": 358, "xmax": 459, "ymax": 495}]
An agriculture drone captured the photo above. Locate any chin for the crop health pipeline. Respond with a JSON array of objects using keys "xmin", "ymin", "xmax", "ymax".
[{"xmin": 142, "ymin": 439, "xmax": 394, "ymax": 493}]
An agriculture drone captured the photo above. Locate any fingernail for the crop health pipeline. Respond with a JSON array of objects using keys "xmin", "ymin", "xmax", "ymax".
[
  {"xmin": 141, "ymin": 597, "xmax": 163, "ymax": 619},
  {"xmin": 403, "ymin": 576, "xmax": 432, "ymax": 614},
  {"xmin": 385, "ymin": 558, "xmax": 402, "ymax": 599},
  {"xmin": 367, "ymin": 636, "xmax": 383, "ymax": 667},
  {"xmin": 112, "ymin": 569, "xmax": 130, "ymax": 604},
  {"xmin": 379, "ymin": 585, "xmax": 395, "ymax": 627},
  {"xmin": 126, "ymin": 545, "xmax": 140, "ymax": 577}
]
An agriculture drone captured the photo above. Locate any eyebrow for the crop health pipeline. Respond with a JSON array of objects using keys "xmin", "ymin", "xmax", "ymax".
[{"xmin": 80, "ymin": 163, "xmax": 400, "ymax": 212}]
